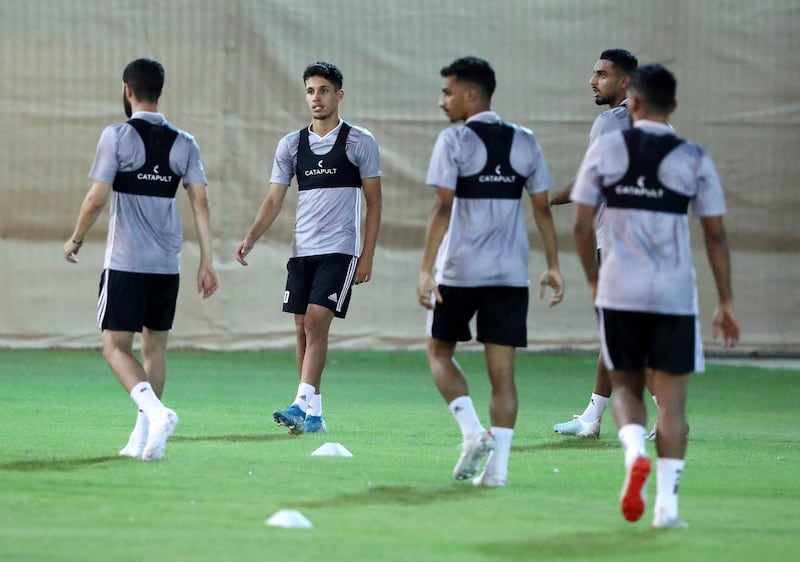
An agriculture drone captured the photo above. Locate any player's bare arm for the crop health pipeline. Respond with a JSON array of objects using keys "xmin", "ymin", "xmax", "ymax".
[
  {"xmin": 64, "ymin": 180, "xmax": 111, "ymax": 263},
  {"xmin": 354, "ymin": 176, "xmax": 382, "ymax": 285},
  {"xmin": 530, "ymin": 191, "xmax": 564, "ymax": 306},
  {"xmin": 417, "ymin": 187, "xmax": 453, "ymax": 309},
  {"xmin": 549, "ymin": 180, "xmax": 575, "ymax": 206},
  {"xmin": 235, "ymin": 182, "xmax": 289, "ymax": 266},
  {"xmin": 701, "ymin": 215, "xmax": 740, "ymax": 348},
  {"xmin": 186, "ymin": 182, "xmax": 218, "ymax": 298}
]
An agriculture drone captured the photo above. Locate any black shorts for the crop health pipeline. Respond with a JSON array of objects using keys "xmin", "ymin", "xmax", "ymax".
[
  {"xmin": 599, "ymin": 307, "xmax": 700, "ymax": 374},
  {"xmin": 429, "ymin": 285, "xmax": 529, "ymax": 347},
  {"xmin": 283, "ymin": 254, "xmax": 357, "ymax": 319},
  {"xmin": 98, "ymin": 269, "xmax": 179, "ymax": 332}
]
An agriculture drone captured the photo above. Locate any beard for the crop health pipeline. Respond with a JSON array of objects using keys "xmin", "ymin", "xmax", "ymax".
[
  {"xmin": 594, "ymin": 94, "xmax": 613, "ymax": 106},
  {"xmin": 123, "ymin": 94, "xmax": 132, "ymax": 118}
]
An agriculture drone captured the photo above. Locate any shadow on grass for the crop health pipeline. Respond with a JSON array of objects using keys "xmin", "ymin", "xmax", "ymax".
[
  {"xmin": 172, "ymin": 433, "xmax": 291, "ymax": 443},
  {"xmin": 0, "ymin": 434, "xmax": 289, "ymax": 471},
  {"xmin": 513, "ymin": 438, "xmax": 618, "ymax": 453},
  {"xmin": 476, "ymin": 529, "xmax": 656, "ymax": 560},
  {"xmin": 293, "ymin": 484, "xmax": 480, "ymax": 508},
  {"xmin": 0, "ymin": 455, "xmax": 124, "ymax": 472}
]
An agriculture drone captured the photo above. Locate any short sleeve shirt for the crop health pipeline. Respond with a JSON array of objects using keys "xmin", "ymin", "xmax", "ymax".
[
  {"xmin": 425, "ymin": 111, "xmax": 552, "ymax": 287},
  {"xmin": 89, "ymin": 111, "xmax": 206, "ymax": 273},
  {"xmin": 572, "ymin": 120, "xmax": 727, "ymax": 314}
]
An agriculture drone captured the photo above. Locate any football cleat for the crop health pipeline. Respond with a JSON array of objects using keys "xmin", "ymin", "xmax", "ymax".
[
  {"xmin": 303, "ymin": 415, "xmax": 327, "ymax": 433},
  {"xmin": 553, "ymin": 415, "xmax": 601, "ymax": 438},
  {"xmin": 273, "ymin": 404, "xmax": 306, "ymax": 435},
  {"xmin": 453, "ymin": 430, "xmax": 495, "ymax": 481},
  {"xmin": 142, "ymin": 408, "xmax": 179, "ymax": 461},
  {"xmin": 620, "ymin": 456, "xmax": 651, "ymax": 522}
]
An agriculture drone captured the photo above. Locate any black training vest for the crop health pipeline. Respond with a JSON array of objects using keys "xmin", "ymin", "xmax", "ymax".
[
  {"xmin": 295, "ymin": 122, "xmax": 362, "ymax": 191},
  {"xmin": 456, "ymin": 121, "xmax": 527, "ymax": 199},
  {"xmin": 112, "ymin": 119, "xmax": 181, "ymax": 198},
  {"xmin": 603, "ymin": 128, "xmax": 689, "ymax": 214}
]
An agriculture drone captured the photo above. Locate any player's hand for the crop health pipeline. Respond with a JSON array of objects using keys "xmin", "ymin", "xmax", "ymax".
[
  {"xmin": 235, "ymin": 239, "xmax": 254, "ymax": 266},
  {"xmin": 712, "ymin": 301, "xmax": 739, "ymax": 348},
  {"xmin": 417, "ymin": 271, "xmax": 441, "ymax": 310},
  {"xmin": 197, "ymin": 262, "xmax": 219, "ymax": 299},
  {"xmin": 64, "ymin": 239, "xmax": 82, "ymax": 263},
  {"xmin": 353, "ymin": 256, "xmax": 373, "ymax": 285},
  {"xmin": 539, "ymin": 269, "xmax": 564, "ymax": 307}
]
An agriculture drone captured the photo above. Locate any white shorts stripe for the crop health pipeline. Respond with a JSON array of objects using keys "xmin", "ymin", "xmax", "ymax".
[
  {"xmin": 597, "ymin": 308, "xmax": 614, "ymax": 370},
  {"xmin": 336, "ymin": 256, "xmax": 358, "ymax": 313},
  {"xmin": 97, "ymin": 269, "xmax": 109, "ymax": 329}
]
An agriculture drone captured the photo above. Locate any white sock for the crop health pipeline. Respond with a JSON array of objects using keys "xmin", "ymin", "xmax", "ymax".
[
  {"xmin": 484, "ymin": 426, "xmax": 513, "ymax": 481},
  {"xmin": 655, "ymin": 457, "xmax": 685, "ymax": 521},
  {"xmin": 448, "ymin": 396, "xmax": 484, "ymax": 439},
  {"xmin": 130, "ymin": 381, "xmax": 165, "ymax": 422},
  {"xmin": 618, "ymin": 423, "xmax": 648, "ymax": 468},
  {"xmin": 580, "ymin": 393, "xmax": 609, "ymax": 421},
  {"xmin": 293, "ymin": 382, "xmax": 316, "ymax": 413},
  {"xmin": 307, "ymin": 394, "xmax": 323, "ymax": 417},
  {"xmin": 127, "ymin": 408, "xmax": 149, "ymax": 445}
]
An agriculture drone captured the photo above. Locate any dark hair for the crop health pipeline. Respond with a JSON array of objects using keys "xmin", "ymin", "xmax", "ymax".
[
  {"xmin": 599, "ymin": 49, "xmax": 638, "ymax": 75},
  {"xmin": 440, "ymin": 56, "xmax": 496, "ymax": 98},
  {"xmin": 303, "ymin": 61, "xmax": 343, "ymax": 90},
  {"xmin": 629, "ymin": 64, "xmax": 677, "ymax": 112},
  {"xmin": 122, "ymin": 58, "xmax": 164, "ymax": 103}
]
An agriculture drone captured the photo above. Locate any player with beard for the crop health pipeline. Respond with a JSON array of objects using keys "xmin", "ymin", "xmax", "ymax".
[
  {"xmin": 550, "ymin": 49, "xmax": 660, "ymax": 439},
  {"xmin": 571, "ymin": 63, "xmax": 739, "ymax": 528},
  {"xmin": 64, "ymin": 57, "xmax": 218, "ymax": 461}
]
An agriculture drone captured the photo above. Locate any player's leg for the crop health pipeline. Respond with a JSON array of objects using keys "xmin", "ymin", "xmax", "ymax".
[
  {"xmin": 293, "ymin": 312, "xmax": 306, "ymax": 381},
  {"xmin": 137, "ymin": 327, "xmax": 177, "ymax": 461},
  {"xmin": 118, "ymin": 327, "xmax": 166, "ymax": 458},
  {"xmin": 427, "ymin": 336, "xmax": 493, "ymax": 481},
  {"xmin": 649, "ymin": 370, "xmax": 689, "ymax": 529},
  {"xmin": 427, "ymin": 285, "xmax": 492, "ymax": 480},
  {"xmin": 302, "ymin": 254, "xmax": 355, "ymax": 433},
  {"xmin": 299, "ymin": 304, "xmax": 334, "ymax": 433},
  {"xmin": 274, "ymin": 259, "xmax": 316, "ymax": 433},
  {"xmin": 554, "ymin": 249, "xmax": 610, "ymax": 437},
  {"xmin": 298, "ymin": 303, "xmax": 334, "ymax": 390},
  {"xmin": 601, "ymin": 308, "xmax": 651, "ymax": 522},
  {"xmin": 471, "ymin": 286, "xmax": 526, "ymax": 487},
  {"xmin": 648, "ymin": 313, "xmax": 694, "ymax": 529},
  {"xmin": 553, "ymin": 354, "xmax": 608, "ymax": 437},
  {"xmin": 611, "ymin": 367, "xmax": 651, "ymax": 522},
  {"xmin": 136, "ymin": 274, "xmax": 180, "ymax": 460},
  {"xmin": 473, "ymin": 342, "xmax": 516, "ymax": 487}
]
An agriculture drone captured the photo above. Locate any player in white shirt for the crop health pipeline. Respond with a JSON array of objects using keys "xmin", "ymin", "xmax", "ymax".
[
  {"xmin": 417, "ymin": 56, "xmax": 564, "ymax": 487},
  {"xmin": 64, "ymin": 58, "xmax": 218, "ymax": 461},
  {"xmin": 550, "ymin": 49, "xmax": 661, "ymax": 439},
  {"xmin": 572, "ymin": 64, "xmax": 740, "ymax": 528},
  {"xmin": 236, "ymin": 62, "xmax": 382, "ymax": 435}
]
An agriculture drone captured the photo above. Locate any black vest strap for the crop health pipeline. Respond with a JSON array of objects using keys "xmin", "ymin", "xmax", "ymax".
[
  {"xmin": 456, "ymin": 122, "xmax": 527, "ymax": 199},
  {"xmin": 295, "ymin": 122, "xmax": 362, "ymax": 191},
  {"xmin": 603, "ymin": 128, "xmax": 690, "ymax": 214},
  {"xmin": 112, "ymin": 119, "xmax": 181, "ymax": 198}
]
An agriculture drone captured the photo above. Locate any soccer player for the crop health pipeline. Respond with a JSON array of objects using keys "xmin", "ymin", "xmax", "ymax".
[
  {"xmin": 550, "ymin": 49, "xmax": 661, "ymax": 439},
  {"xmin": 235, "ymin": 61, "xmax": 382, "ymax": 435},
  {"xmin": 571, "ymin": 64, "xmax": 739, "ymax": 528},
  {"xmin": 417, "ymin": 56, "xmax": 564, "ymax": 487},
  {"xmin": 64, "ymin": 58, "xmax": 219, "ymax": 461}
]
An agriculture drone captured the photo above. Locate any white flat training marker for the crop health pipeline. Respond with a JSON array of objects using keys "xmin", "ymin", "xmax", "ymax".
[
  {"xmin": 265, "ymin": 509, "xmax": 314, "ymax": 529},
  {"xmin": 311, "ymin": 442, "xmax": 353, "ymax": 457}
]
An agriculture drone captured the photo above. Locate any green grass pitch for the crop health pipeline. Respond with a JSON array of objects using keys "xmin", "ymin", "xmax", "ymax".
[{"xmin": 0, "ymin": 349, "xmax": 797, "ymax": 561}]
